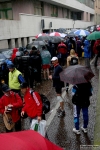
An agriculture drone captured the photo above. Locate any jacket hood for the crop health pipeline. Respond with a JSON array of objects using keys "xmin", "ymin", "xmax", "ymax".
[
  {"xmin": 13, "ymin": 48, "xmax": 18, "ymax": 54},
  {"xmin": 84, "ymin": 40, "xmax": 90, "ymax": 46}
]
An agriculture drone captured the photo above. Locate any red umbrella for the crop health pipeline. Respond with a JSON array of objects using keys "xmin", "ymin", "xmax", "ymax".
[
  {"xmin": 0, "ymin": 130, "xmax": 63, "ymax": 150},
  {"xmin": 97, "ymin": 27, "xmax": 100, "ymax": 31},
  {"xmin": 49, "ymin": 32, "xmax": 61, "ymax": 37},
  {"xmin": 35, "ymin": 33, "xmax": 47, "ymax": 38}
]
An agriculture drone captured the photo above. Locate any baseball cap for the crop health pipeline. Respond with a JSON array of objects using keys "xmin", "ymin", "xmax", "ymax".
[
  {"xmin": 2, "ymin": 84, "xmax": 11, "ymax": 92},
  {"xmin": 51, "ymin": 57, "xmax": 58, "ymax": 61},
  {"xmin": 20, "ymin": 82, "xmax": 28, "ymax": 88},
  {"xmin": 7, "ymin": 62, "xmax": 15, "ymax": 69}
]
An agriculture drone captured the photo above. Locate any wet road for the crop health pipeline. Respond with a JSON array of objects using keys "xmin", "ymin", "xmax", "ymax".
[{"xmin": 0, "ymin": 58, "xmax": 99, "ymax": 150}]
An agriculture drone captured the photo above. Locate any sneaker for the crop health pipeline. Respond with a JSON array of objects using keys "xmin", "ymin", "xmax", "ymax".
[
  {"xmin": 57, "ymin": 107, "xmax": 62, "ymax": 113},
  {"xmin": 73, "ymin": 128, "xmax": 80, "ymax": 135},
  {"xmin": 81, "ymin": 127, "xmax": 87, "ymax": 133},
  {"xmin": 58, "ymin": 110, "xmax": 65, "ymax": 117}
]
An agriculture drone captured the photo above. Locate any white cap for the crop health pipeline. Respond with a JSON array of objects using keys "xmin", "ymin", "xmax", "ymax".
[{"xmin": 51, "ymin": 57, "xmax": 58, "ymax": 61}]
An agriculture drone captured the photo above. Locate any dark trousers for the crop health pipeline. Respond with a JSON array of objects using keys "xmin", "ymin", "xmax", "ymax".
[{"xmin": 6, "ymin": 119, "xmax": 21, "ymax": 132}]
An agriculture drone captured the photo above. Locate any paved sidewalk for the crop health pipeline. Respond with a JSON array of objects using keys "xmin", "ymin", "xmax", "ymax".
[{"xmin": 46, "ymin": 63, "xmax": 99, "ymax": 150}]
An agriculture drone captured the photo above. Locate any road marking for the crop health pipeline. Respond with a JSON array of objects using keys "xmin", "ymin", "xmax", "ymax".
[{"xmin": 46, "ymin": 84, "xmax": 72, "ymax": 131}]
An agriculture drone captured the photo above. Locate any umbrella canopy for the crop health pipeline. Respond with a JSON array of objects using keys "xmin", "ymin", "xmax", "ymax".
[
  {"xmin": 50, "ymin": 36, "xmax": 63, "ymax": 43},
  {"xmin": 56, "ymin": 28, "xmax": 67, "ymax": 33},
  {"xmin": 74, "ymin": 29, "xmax": 90, "ymax": 36},
  {"xmin": 35, "ymin": 33, "xmax": 47, "ymax": 38},
  {"xmin": 36, "ymin": 35, "xmax": 50, "ymax": 41},
  {"xmin": 67, "ymin": 32, "xmax": 77, "ymax": 37},
  {"xmin": 97, "ymin": 27, "xmax": 100, "ymax": 31},
  {"xmin": 60, "ymin": 33, "xmax": 67, "ymax": 38},
  {"xmin": 0, "ymin": 130, "xmax": 63, "ymax": 150},
  {"xmin": 87, "ymin": 31, "xmax": 100, "ymax": 40},
  {"xmin": 60, "ymin": 65, "xmax": 94, "ymax": 85},
  {"xmin": 49, "ymin": 32, "xmax": 61, "ymax": 36}
]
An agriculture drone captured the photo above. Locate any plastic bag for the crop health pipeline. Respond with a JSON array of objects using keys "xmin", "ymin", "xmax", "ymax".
[{"xmin": 30, "ymin": 119, "xmax": 46, "ymax": 137}]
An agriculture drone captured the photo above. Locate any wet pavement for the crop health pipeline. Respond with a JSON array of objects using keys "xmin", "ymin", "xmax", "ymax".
[
  {"xmin": 0, "ymin": 58, "xmax": 100, "ymax": 150},
  {"xmin": 46, "ymin": 60, "xmax": 99, "ymax": 150}
]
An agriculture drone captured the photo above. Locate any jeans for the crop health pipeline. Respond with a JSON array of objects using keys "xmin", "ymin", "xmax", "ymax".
[{"xmin": 73, "ymin": 105, "xmax": 88, "ymax": 130}]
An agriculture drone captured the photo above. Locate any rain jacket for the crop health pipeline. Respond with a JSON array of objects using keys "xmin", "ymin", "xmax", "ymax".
[
  {"xmin": 83, "ymin": 40, "xmax": 91, "ymax": 58},
  {"xmin": 22, "ymin": 88, "xmax": 43, "ymax": 118},
  {"xmin": 9, "ymin": 68, "xmax": 22, "ymax": 90},
  {"xmin": 11, "ymin": 48, "xmax": 18, "ymax": 62},
  {"xmin": 58, "ymin": 42, "xmax": 67, "ymax": 54},
  {"xmin": 93, "ymin": 39, "xmax": 100, "ymax": 54},
  {"xmin": 40, "ymin": 50, "xmax": 51, "ymax": 65},
  {"xmin": 0, "ymin": 91, "xmax": 23, "ymax": 122},
  {"xmin": 72, "ymin": 82, "xmax": 93, "ymax": 107}
]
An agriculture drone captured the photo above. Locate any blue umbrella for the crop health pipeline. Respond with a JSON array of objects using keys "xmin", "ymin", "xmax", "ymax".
[{"xmin": 74, "ymin": 29, "xmax": 90, "ymax": 36}]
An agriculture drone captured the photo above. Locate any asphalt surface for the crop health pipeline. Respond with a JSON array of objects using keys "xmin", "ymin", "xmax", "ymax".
[{"xmin": 0, "ymin": 58, "xmax": 99, "ymax": 150}]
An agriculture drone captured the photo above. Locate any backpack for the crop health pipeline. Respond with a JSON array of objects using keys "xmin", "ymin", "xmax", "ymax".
[
  {"xmin": 31, "ymin": 91, "xmax": 50, "ymax": 114},
  {"xmin": 70, "ymin": 57, "xmax": 78, "ymax": 65}
]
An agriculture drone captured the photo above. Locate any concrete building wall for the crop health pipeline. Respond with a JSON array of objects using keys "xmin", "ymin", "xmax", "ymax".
[
  {"xmin": 0, "ymin": 14, "xmax": 94, "ymax": 40},
  {"xmin": 12, "ymin": 0, "xmax": 34, "ymax": 20},
  {"xmin": 42, "ymin": 0, "xmax": 95, "ymax": 14},
  {"xmin": 95, "ymin": 0, "xmax": 100, "ymax": 24}
]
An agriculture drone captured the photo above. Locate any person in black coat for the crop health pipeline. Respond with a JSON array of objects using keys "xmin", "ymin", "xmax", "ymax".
[{"xmin": 49, "ymin": 57, "xmax": 65, "ymax": 117}]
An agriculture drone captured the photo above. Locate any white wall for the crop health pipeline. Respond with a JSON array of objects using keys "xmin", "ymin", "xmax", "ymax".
[{"xmin": 0, "ymin": 14, "xmax": 94, "ymax": 41}]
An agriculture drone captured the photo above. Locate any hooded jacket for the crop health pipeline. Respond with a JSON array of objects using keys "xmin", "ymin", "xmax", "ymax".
[
  {"xmin": 11, "ymin": 48, "xmax": 18, "ymax": 62},
  {"xmin": 22, "ymin": 88, "xmax": 43, "ymax": 118},
  {"xmin": 83, "ymin": 40, "xmax": 91, "ymax": 58},
  {"xmin": 93, "ymin": 39, "xmax": 100, "ymax": 54},
  {"xmin": 0, "ymin": 91, "xmax": 23, "ymax": 122}
]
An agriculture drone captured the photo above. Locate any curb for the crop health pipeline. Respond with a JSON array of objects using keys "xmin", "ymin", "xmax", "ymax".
[{"xmin": 46, "ymin": 84, "xmax": 72, "ymax": 131}]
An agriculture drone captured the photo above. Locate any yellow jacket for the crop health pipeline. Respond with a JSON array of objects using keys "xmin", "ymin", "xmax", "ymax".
[{"xmin": 9, "ymin": 68, "xmax": 22, "ymax": 90}]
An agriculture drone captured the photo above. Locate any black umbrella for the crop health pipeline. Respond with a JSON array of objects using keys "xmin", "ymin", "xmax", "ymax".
[
  {"xmin": 36, "ymin": 35, "xmax": 51, "ymax": 41},
  {"xmin": 50, "ymin": 36, "xmax": 63, "ymax": 43}
]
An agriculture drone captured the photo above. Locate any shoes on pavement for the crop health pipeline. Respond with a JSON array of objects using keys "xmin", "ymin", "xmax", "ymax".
[
  {"xmin": 57, "ymin": 107, "xmax": 62, "ymax": 113},
  {"xmin": 81, "ymin": 127, "xmax": 87, "ymax": 133},
  {"xmin": 73, "ymin": 128, "xmax": 80, "ymax": 135},
  {"xmin": 66, "ymin": 86, "xmax": 69, "ymax": 93},
  {"xmin": 58, "ymin": 110, "xmax": 65, "ymax": 117}
]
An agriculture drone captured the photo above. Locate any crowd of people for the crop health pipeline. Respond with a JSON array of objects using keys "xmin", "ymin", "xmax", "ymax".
[{"xmin": 0, "ymin": 34, "xmax": 99, "ymax": 135}]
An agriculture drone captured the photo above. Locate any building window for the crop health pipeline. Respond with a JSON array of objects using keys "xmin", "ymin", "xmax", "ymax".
[
  {"xmin": 33, "ymin": 0, "xmax": 44, "ymax": 15},
  {"xmin": 62, "ymin": 8, "xmax": 64, "ymax": 18},
  {"xmin": 51, "ymin": 5, "xmax": 58, "ymax": 17},
  {"xmin": 0, "ymin": 1, "xmax": 13, "ymax": 20},
  {"xmin": 66, "ymin": 9, "xmax": 69, "ymax": 18},
  {"xmin": 71, "ymin": 11, "xmax": 81, "ymax": 20}
]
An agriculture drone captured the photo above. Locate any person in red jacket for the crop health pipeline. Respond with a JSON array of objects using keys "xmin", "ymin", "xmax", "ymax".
[
  {"xmin": 21, "ymin": 82, "xmax": 42, "ymax": 122},
  {"xmin": 11, "ymin": 48, "xmax": 18, "ymax": 62},
  {"xmin": 57, "ymin": 41, "xmax": 67, "ymax": 66},
  {"xmin": 93, "ymin": 39, "xmax": 100, "ymax": 66},
  {"xmin": 0, "ymin": 84, "xmax": 23, "ymax": 132}
]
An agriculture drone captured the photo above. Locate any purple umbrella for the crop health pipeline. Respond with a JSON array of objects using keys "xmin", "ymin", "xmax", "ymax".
[{"xmin": 60, "ymin": 65, "xmax": 94, "ymax": 85}]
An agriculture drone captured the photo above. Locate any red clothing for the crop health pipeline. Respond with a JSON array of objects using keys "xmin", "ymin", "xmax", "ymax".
[
  {"xmin": 58, "ymin": 42, "xmax": 67, "ymax": 54},
  {"xmin": 22, "ymin": 88, "xmax": 43, "ymax": 118},
  {"xmin": 42, "ymin": 64, "xmax": 50, "ymax": 69},
  {"xmin": 0, "ymin": 91, "xmax": 23, "ymax": 122},
  {"xmin": 11, "ymin": 48, "xmax": 18, "ymax": 62},
  {"xmin": 93, "ymin": 40, "xmax": 100, "ymax": 54}
]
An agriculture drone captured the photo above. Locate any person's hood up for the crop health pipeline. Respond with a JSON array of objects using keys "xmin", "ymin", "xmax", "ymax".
[
  {"xmin": 84, "ymin": 40, "xmax": 90, "ymax": 46},
  {"xmin": 12, "ymin": 48, "xmax": 18, "ymax": 54}
]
